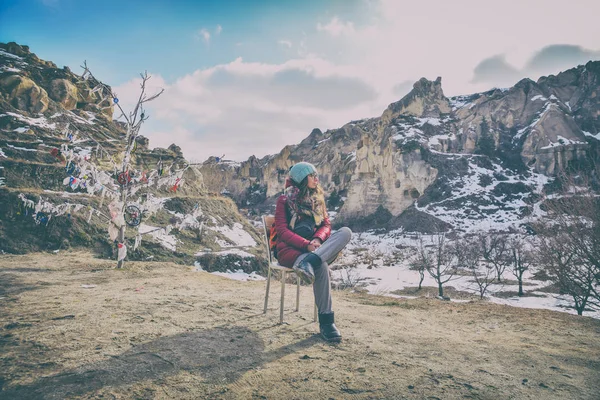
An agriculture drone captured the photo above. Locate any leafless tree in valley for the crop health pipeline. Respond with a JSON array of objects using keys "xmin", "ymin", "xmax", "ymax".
[
  {"xmin": 480, "ymin": 233, "xmax": 511, "ymax": 282},
  {"xmin": 457, "ymin": 238, "xmax": 494, "ymax": 299},
  {"xmin": 508, "ymin": 236, "xmax": 533, "ymax": 297}
]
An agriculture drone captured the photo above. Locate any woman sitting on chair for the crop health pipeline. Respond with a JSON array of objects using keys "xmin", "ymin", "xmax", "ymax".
[{"xmin": 274, "ymin": 162, "xmax": 352, "ymax": 342}]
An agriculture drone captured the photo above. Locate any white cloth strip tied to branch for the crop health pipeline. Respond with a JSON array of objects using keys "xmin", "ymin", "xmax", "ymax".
[
  {"xmin": 18, "ymin": 193, "xmax": 36, "ymax": 210},
  {"xmin": 117, "ymin": 243, "xmax": 127, "ymax": 261},
  {"xmin": 108, "ymin": 222, "xmax": 120, "ymax": 241},
  {"xmin": 99, "ymin": 187, "xmax": 106, "ymax": 208},
  {"xmin": 134, "ymin": 234, "xmax": 142, "ymax": 251}
]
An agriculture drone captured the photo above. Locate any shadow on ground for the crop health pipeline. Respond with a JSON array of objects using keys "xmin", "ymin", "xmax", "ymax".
[
  {"xmin": 1, "ymin": 325, "xmax": 319, "ymax": 399},
  {"xmin": 0, "ymin": 270, "xmax": 48, "ymax": 299}
]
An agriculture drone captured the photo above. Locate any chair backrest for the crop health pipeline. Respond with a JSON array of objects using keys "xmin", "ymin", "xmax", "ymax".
[{"xmin": 261, "ymin": 215, "xmax": 275, "ymax": 264}]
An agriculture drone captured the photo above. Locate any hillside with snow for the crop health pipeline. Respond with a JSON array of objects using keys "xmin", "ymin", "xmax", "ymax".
[{"xmin": 0, "ymin": 42, "xmax": 264, "ymax": 270}]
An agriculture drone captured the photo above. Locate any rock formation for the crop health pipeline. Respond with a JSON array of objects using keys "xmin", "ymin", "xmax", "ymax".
[
  {"xmin": 0, "ymin": 42, "xmax": 263, "ymax": 266},
  {"xmin": 199, "ymin": 62, "xmax": 600, "ymax": 231}
]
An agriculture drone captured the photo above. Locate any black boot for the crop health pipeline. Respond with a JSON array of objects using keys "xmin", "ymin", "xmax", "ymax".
[
  {"xmin": 293, "ymin": 253, "xmax": 321, "ymax": 284},
  {"xmin": 318, "ymin": 312, "xmax": 342, "ymax": 342}
]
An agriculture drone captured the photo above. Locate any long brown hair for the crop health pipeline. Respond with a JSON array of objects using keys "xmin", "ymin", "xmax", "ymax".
[{"xmin": 295, "ymin": 175, "xmax": 327, "ymax": 218}]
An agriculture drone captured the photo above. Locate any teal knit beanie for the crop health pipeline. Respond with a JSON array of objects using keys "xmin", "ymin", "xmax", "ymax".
[{"xmin": 289, "ymin": 162, "xmax": 317, "ymax": 184}]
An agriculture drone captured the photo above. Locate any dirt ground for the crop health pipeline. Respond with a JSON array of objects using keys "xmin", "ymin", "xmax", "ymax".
[{"xmin": 1, "ymin": 252, "xmax": 599, "ymax": 399}]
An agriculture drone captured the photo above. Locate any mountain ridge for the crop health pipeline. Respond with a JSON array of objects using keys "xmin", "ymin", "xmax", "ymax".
[{"xmin": 199, "ymin": 60, "xmax": 600, "ymax": 232}]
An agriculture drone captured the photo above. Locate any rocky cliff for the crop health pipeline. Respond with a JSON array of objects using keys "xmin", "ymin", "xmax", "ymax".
[
  {"xmin": 201, "ymin": 62, "xmax": 600, "ymax": 232},
  {"xmin": 0, "ymin": 42, "xmax": 263, "ymax": 270}
]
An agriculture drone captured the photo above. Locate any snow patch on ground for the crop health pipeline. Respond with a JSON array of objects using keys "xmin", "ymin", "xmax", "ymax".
[
  {"xmin": 530, "ymin": 95, "xmax": 547, "ymax": 102},
  {"xmin": 415, "ymin": 158, "xmax": 549, "ymax": 232},
  {"xmin": 210, "ymin": 219, "xmax": 257, "ymax": 247},
  {"xmin": 582, "ymin": 130, "xmax": 600, "ymax": 141},
  {"xmin": 195, "ymin": 248, "xmax": 255, "ymax": 258},
  {"xmin": 0, "ymin": 50, "xmax": 24, "ymax": 60},
  {"xmin": 2, "ymin": 112, "xmax": 56, "ymax": 130},
  {"xmin": 330, "ymin": 231, "xmax": 600, "ymax": 319},
  {"xmin": 205, "ymin": 268, "xmax": 265, "ymax": 282},
  {"xmin": 540, "ymin": 135, "xmax": 587, "ymax": 149},
  {"xmin": 66, "ymin": 110, "xmax": 95, "ymax": 125},
  {"xmin": 448, "ymin": 96, "xmax": 472, "ymax": 110},
  {"xmin": 417, "ymin": 117, "xmax": 442, "ymax": 126},
  {"xmin": 428, "ymin": 134, "xmax": 453, "ymax": 147},
  {"xmin": 139, "ymin": 223, "xmax": 178, "ymax": 251},
  {"xmin": 7, "ymin": 144, "xmax": 38, "ymax": 152},
  {"xmin": 514, "ymin": 102, "xmax": 554, "ymax": 141},
  {"xmin": 1, "ymin": 66, "xmax": 21, "ymax": 73}
]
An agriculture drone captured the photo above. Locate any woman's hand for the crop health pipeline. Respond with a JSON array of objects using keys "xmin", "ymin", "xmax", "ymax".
[{"xmin": 310, "ymin": 238, "xmax": 321, "ymax": 251}]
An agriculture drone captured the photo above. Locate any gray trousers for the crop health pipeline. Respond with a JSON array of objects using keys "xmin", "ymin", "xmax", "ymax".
[{"xmin": 293, "ymin": 227, "xmax": 352, "ymax": 314}]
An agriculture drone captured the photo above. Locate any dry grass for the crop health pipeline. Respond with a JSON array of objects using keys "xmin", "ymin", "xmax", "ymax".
[
  {"xmin": 390, "ymin": 285, "xmax": 480, "ymax": 301},
  {"xmin": 1, "ymin": 251, "xmax": 599, "ymax": 399}
]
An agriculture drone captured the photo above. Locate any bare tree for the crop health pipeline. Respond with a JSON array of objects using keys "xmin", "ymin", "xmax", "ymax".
[
  {"xmin": 533, "ymin": 167, "xmax": 600, "ymax": 314},
  {"xmin": 410, "ymin": 237, "xmax": 430, "ymax": 290},
  {"xmin": 457, "ymin": 238, "xmax": 494, "ymax": 299},
  {"xmin": 480, "ymin": 233, "xmax": 511, "ymax": 282},
  {"xmin": 508, "ymin": 237, "xmax": 533, "ymax": 297},
  {"xmin": 425, "ymin": 233, "xmax": 458, "ymax": 298},
  {"xmin": 535, "ymin": 228, "xmax": 599, "ymax": 315},
  {"xmin": 80, "ymin": 63, "xmax": 164, "ymax": 268}
]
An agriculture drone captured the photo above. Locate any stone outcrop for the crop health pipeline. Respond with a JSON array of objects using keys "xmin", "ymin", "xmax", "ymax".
[
  {"xmin": 0, "ymin": 75, "xmax": 49, "ymax": 113},
  {"xmin": 382, "ymin": 77, "xmax": 451, "ymax": 123},
  {"xmin": 48, "ymin": 78, "xmax": 78, "ymax": 110},
  {"xmin": 520, "ymin": 103, "xmax": 589, "ymax": 173},
  {"xmin": 0, "ymin": 42, "xmax": 113, "ymax": 119}
]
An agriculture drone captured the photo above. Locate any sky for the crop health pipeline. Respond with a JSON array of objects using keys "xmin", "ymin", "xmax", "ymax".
[{"xmin": 2, "ymin": 0, "xmax": 600, "ymax": 162}]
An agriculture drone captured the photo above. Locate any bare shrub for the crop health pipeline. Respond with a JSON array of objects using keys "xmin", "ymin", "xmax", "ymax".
[{"xmin": 335, "ymin": 267, "xmax": 367, "ymax": 290}]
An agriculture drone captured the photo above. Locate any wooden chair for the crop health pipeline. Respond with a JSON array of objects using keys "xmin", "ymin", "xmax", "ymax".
[{"xmin": 262, "ymin": 215, "xmax": 317, "ymax": 324}]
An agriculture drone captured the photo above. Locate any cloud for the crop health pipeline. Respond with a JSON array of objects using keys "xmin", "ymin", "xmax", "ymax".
[
  {"xmin": 111, "ymin": 73, "xmax": 168, "ymax": 122},
  {"xmin": 317, "ymin": 16, "xmax": 355, "ymax": 36},
  {"xmin": 306, "ymin": 0, "xmax": 600, "ymax": 96},
  {"xmin": 215, "ymin": 25, "xmax": 222, "ymax": 35},
  {"xmin": 471, "ymin": 45, "xmax": 600, "ymax": 87},
  {"xmin": 278, "ymin": 40, "xmax": 292, "ymax": 49},
  {"xmin": 115, "ymin": 0, "xmax": 600, "ymax": 162},
  {"xmin": 113, "ymin": 57, "xmax": 378, "ymax": 162},
  {"xmin": 525, "ymin": 44, "xmax": 600, "ymax": 74},
  {"xmin": 471, "ymin": 55, "xmax": 521, "ymax": 86},
  {"xmin": 196, "ymin": 28, "xmax": 210, "ymax": 44}
]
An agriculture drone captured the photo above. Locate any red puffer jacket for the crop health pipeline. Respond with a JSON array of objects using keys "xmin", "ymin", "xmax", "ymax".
[{"xmin": 274, "ymin": 194, "xmax": 331, "ymax": 268}]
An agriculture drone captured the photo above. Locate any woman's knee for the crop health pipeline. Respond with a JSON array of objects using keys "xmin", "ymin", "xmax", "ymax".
[{"xmin": 339, "ymin": 226, "xmax": 352, "ymax": 241}]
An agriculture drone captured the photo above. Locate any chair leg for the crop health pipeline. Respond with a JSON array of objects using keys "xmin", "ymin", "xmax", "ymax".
[
  {"xmin": 263, "ymin": 266, "xmax": 271, "ymax": 314},
  {"xmin": 314, "ymin": 302, "xmax": 318, "ymax": 322},
  {"xmin": 295, "ymin": 276, "xmax": 300, "ymax": 312},
  {"xmin": 280, "ymin": 271, "xmax": 286, "ymax": 324}
]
